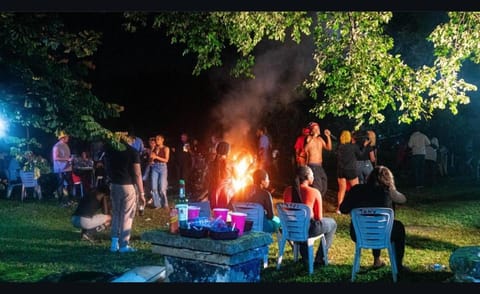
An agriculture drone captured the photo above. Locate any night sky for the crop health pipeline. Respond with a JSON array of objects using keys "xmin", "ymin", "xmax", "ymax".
[{"xmin": 79, "ymin": 13, "xmax": 218, "ymax": 140}]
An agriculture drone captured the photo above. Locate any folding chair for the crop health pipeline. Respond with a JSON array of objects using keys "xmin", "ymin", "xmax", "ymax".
[
  {"xmin": 350, "ymin": 207, "xmax": 398, "ymax": 282},
  {"xmin": 276, "ymin": 202, "xmax": 327, "ymax": 275}
]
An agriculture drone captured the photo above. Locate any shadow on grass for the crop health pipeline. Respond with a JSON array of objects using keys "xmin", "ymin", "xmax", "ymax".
[{"xmin": 406, "ymin": 233, "xmax": 459, "ymax": 251}]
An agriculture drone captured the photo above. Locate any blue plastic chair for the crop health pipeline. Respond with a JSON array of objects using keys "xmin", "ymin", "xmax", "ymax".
[
  {"xmin": 350, "ymin": 207, "xmax": 398, "ymax": 282},
  {"xmin": 276, "ymin": 202, "xmax": 327, "ymax": 275}
]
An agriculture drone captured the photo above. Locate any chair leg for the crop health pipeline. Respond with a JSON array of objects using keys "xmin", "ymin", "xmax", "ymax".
[
  {"xmin": 293, "ymin": 242, "xmax": 299, "ymax": 262},
  {"xmin": 351, "ymin": 247, "xmax": 362, "ymax": 282},
  {"xmin": 321, "ymin": 235, "xmax": 328, "ymax": 266},
  {"xmin": 21, "ymin": 186, "xmax": 26, "ymax": 202},
  {"xmin": 387, "ymin": 244, "xmax": 398, "ymax": 282},
  {"xmin": 307, "ymin": 239, "xmax": 314, "ymax": 274},
  {"xmin": 276, "ymin": 238, "xmax": 286, "ymax": 270}
]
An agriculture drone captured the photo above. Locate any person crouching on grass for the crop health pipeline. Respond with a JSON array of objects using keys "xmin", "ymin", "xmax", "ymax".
[{"xmin": 71, "ymin": 184, "xmax": 112, "ymax": 242}]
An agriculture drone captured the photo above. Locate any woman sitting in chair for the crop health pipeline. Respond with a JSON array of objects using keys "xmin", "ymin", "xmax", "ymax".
[
  {"xmin": 228, "ymin": 168, "xmax": 281, "ymax": 233},
  {"xmin": 283, "ymin": 166, "xmax": 337, "ymax": 267},
  {"xmin": 339, "ymin": 165, "xmax": 410, "ymax": 272}
]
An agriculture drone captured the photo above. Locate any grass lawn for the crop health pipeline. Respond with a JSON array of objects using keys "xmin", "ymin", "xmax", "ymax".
[{"xmin": 0, "ymin": 175, "xmax": 479, "ymax": 285}]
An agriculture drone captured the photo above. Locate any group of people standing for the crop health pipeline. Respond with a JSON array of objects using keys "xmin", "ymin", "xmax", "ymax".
[{"xmin": 293, "ymin": 122, "xmax": 378, "ymax": 213}]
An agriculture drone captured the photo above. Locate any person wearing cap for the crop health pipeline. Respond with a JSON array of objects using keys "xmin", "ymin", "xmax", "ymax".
[
  {"xmin": 303, "ymin": 122, "xmax": 333, "ymax": 197},
  {"xmin": 52, "ymin": 130, "xmax": 73, "ymax": 204},
  {"xmin": 339, "ymin": 165, "xmax": 410, "ymax": 273}
]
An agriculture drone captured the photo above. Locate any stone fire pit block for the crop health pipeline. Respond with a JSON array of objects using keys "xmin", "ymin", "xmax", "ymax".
[
  {"xmin": 142, "ymin": 230, "xmax": 273, "ymax": 282},
  {"xmin": 449, "ymin": 246, "xmax": 480, "ymax": 282}
]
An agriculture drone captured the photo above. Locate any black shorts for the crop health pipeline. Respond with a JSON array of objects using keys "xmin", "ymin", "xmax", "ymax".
[{"xmin": 337, "ymin": 168, "xmax": 357, "ymax": 180}]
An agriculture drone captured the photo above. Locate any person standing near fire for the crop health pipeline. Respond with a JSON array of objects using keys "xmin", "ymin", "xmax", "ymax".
[
  {"xmin": 256, "ymin": 126, "xmax": 272, "ymax": 175},
  {"xmin": 303, "ymin": 122, "xmax": 333, "ymax": 198},
  {"xmin": 173, "ymin": 132, "xmax": 193, "ymax": 192},
  {"xmin": 294, "ymin": 127, "xmax": 311, "ymax": 167},
  {"xmin": 207, "ymin": 141, "xmax": 235, "ymax": 209}
]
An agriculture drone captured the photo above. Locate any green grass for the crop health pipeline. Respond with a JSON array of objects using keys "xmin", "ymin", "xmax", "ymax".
[{"xmin": 0, "ymin": 176, "xmax": 479, "ymax": 283}]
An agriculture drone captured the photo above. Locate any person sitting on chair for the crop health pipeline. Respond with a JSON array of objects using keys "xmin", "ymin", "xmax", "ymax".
[
  {"xmin": 228, "ymin": 168, "xmax": 281, "ymax": 233},
  {"xmin": 283, "ymin": 165, "xmax": 337, "ymax": 267},
  {"xmin": 71, "ymin": 184, "xmax": 112, "ymax": 242},
  {"xmin": 339, "ymin": 165, "xmax": 410, "ymax": 273}
]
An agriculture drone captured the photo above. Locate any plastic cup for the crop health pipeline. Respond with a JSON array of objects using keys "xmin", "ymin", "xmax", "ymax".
[
  {"xmin": 188, "ymin": 206, "xmax": 201, "ymax": 220},
  {"xmin": 212, "ymin": 208, "xmax": 229, "ymax": 222},
  {"xmin": 230, "ymin": 212, "xmax": 247, "ymax": 236}
]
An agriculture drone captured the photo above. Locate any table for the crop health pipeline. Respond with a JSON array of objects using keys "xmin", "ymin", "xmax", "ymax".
[{"xmin": 141, "ymin": 230, "xmax": 273, "ymax": 282}]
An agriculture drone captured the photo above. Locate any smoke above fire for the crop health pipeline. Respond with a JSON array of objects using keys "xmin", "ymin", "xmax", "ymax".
[{"xmin": 208, "ymin": 38, "xmax": 314, "ymax": 151}]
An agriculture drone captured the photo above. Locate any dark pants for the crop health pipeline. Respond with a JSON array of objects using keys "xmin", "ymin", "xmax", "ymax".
[
  {"xmin": 299, "ymin": 217, "xmax": 337, "ymax": 263},
  {"xmin": 350, "ymin": 219, "xmax": 406, "ymax": 267},
  {"xmin": 307, "ymin": 164, "xmax": 328, "ymax": 197},
  {"xmin": 411, "ymin": 154, "xmax": 425, "ymax": 188},
  {"xmin": 56, "ymin": 171, "xmax": 73, "ymax": 202}
]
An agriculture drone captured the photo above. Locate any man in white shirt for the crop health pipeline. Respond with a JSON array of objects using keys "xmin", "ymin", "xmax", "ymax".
[
  {"xmin": 52, "ymin": 130, "xmax": 73, "ymax": 203},
  {"xmin": 408, "ymin": 126, "xmax": 431, "ymax": 189}
]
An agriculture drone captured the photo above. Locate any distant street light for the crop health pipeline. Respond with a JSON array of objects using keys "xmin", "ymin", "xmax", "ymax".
[{"xmin": 0, "ymin": 117, "xmax": 6, "ymax": 138}]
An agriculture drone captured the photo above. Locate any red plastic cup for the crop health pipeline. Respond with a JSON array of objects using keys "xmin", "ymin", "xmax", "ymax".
[
  {"xmin": 188, "ymin": 206, "xmax": 201, "ymax": 220},
  {"xmin": 212, "ymin": 208, "xmax": 229, "ymax": 222},
  {"xmin": 230, "ymin": 212, "xmax": 247, "ymax": 236}
]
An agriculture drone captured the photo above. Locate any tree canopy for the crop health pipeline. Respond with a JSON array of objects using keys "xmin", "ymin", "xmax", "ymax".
[
  {"xmin": 1, "ymin": 12, "xmax": 480, "ymax": 153},
  {"xmin": 0, "ymin": 13, "xmax": 125, "ymax": 152},
  {"xmin": 125, "ymin": 11, "xmax": 480, "ymax": 130}
]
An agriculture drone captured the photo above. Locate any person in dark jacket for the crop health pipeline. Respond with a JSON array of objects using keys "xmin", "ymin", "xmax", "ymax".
[
  {"xmin": 339, "ymin": 165, "xmax": 410, "ymax": 273},
  {"xmin": 71, "ymin": 184, "xmax": 111, "ymax": 242}
]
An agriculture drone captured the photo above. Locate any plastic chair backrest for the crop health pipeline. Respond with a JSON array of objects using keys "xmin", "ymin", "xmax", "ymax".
[
  {"xmin": 19, "ymin": 171, "xmax": 38, "ymax": 188},
  {"xmin": 276, "ymin": 202, "xmax": 310, "ymax": 242},
  {"xmin": 188, "ymin": 201, "xmax": 212, "ymax": 218},
  {"xmin": 351, "ymin": 207, "xmax": 394, "ymax": 250},
  {"xmin": 232, "ymin": 202, "xmax": 264, "ymax": 232}
]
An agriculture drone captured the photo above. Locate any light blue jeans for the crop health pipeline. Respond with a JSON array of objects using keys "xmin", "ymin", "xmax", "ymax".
[
  {"xmin": 151, "ymin": 163, "xmax": 168, "ymax": 208},
  {"xmin": 110, "ymin": 184, "xmax": 136, "ymax": 248}
]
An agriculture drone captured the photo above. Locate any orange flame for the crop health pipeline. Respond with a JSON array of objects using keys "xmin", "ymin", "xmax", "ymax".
[{"xmin": 230, "ymin": 150, "xmax": 255, "ymax": 193}]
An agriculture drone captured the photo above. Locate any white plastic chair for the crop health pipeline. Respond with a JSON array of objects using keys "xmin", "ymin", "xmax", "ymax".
[
  {"xmin": 276, "ymin": 202, "xmax": 328, "ymax": 275},
  {"xmin": 188, "ymin": 200, "xmax": 211, "ymax": 218},
  {"xmin": 19, "ymin": 171, "xmax": 42, "ymax": 201},
  {"xmin": 350, "ymin": 207, "xmax": 398, "ymax": 282}
]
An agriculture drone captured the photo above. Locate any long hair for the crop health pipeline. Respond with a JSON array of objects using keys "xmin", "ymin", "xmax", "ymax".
[
  {"xmin": 292, "ymin": 166, "xmax": 312, "ymax": 203},
  {"xmin": 367, "ymin": 130, "xmax": 376, "ymax": 147},
  {"xmin": 367, "ymin": 165, "xmax": 395, "ymax": 191}
]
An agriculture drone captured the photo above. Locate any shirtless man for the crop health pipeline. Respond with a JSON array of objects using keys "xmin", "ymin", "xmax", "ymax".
[{"xmin": 304, "ymin": 122, "xmax": 333, "ymax": 197}]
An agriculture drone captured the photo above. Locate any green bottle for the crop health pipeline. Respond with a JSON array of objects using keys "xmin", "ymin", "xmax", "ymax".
[{"xmin": 176, "ymin": 179, "xmax": 188, "ymax": 229}]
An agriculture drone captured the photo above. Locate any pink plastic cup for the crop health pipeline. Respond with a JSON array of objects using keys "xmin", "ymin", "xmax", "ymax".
[
  {"xmin": 230, "ymin": 212, "xmax": 247, "ymax": 236},
  {"xmin": 188, "ymin": 206, "xmax": 201, "ymax": 220},
  {"xmin": 212, "ymin": 208, "xmax": 229, "ymax": 222}
]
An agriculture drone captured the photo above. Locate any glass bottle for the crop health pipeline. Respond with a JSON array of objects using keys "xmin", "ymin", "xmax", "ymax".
[{"xmin": 176, "ymin": 179, "xmax": 188, "ymax": 229}]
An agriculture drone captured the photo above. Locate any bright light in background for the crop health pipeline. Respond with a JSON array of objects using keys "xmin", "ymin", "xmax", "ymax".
[{"xmin": 0, "ymin": 117, "xmax": 7, "ymax": 138}]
